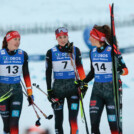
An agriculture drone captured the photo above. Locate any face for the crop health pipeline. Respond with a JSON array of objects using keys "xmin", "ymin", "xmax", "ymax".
[
  {"xmin": 89, "ymin": 36, "xmax": 102, "ymax": 48},
  {"xmin": 7, "ymin": 37, "xmax": 20, "ymax": 51},
  {"xmin": 56, "ymin": 35, "xmax": 68, "ymax": 46}
]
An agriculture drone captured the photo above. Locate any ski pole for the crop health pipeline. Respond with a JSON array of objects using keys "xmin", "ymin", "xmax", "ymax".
[
  {"xmin": 32, "ymin": 83, "xmax": 60, "ymax": 104},
  {"xmin": 22, "ymin": 87, "xmax": 41, "ymax": 126},
  {"xmin": 32, "ymin": 83, "xmax": 48, "ymax": 96},
  {"xmin": 21, "ymin": 80, "xmax": 53, "ymax": 120},
  {"xmin": 31, "ymin": 104, "xmax": 41, "ymax": 126},
  {"xmin": 32, "ymin": 101, "xmax": 53, "ymax": 120},
  {"xmin": 69, "ymin": 50, "xmax": 90, "ymax": 134}
]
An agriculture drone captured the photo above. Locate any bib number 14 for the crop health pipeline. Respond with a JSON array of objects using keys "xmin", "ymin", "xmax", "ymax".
[{"xmin": 94, "ymin": 63, "xmax": 106, "ymax": 71}]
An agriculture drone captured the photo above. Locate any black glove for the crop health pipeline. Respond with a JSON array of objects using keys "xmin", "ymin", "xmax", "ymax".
[
  {"xmin": 27, "ymin": 95, "xmax": 34, "ymax": 106},
  {"xmin": 47, "ymin": 89, "xmax": 55, "ymax": 102},
  {"xmin": 47, "ymin": 89, "xmax": 60, "ymax": 109},
  {"xmin": 74, "ymin": 80, "xmax": 88, "ymax": 97},
  {"xmin": 58, "ymin": 42, "xmax": 73, "ymax": 53},
  {"xmin": 64, "ymin": 42, "xmax": 73, "ymax": 53},
  {"xmin": 117, "ymin": 67, "xmax": 123, "ymax": 75},
  {"xmin": 51, "ymin": 99, "xmax": 60, "ymax": 110}
]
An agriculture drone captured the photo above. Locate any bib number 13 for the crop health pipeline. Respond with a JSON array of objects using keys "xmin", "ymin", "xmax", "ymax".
[{"xmin": 6, "ymin": 66, "xmax": 19, "ymax": 74}]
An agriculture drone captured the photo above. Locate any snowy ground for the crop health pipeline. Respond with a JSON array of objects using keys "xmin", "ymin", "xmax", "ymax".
[{"xmin": 1, "ymin": 53, "xmax": 133, "ymax": 134}]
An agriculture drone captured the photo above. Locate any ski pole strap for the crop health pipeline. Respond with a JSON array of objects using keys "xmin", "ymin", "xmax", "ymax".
[{"xmin": 0, "ymin": 88, "xmax": 13, "ymax": 102}]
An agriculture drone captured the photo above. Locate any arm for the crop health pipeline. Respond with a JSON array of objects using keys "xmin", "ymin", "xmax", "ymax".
[
  {"xmin": 75, "ymin": 47, "xmax": 86, "ymax": 80},
  {"xmin": 22, "ymin": 51, "xmax": 33, "ymax": 96},
  {"xmin": 116, "ymin": 50, "xmax": 128, "ymax": 76},
  {"xmin": 83, "ymin": 51, "xmax": 94, "ymax": 83},
  {"xmin": 45, "ymin": 49, "xmax": 52, "ymax": 89}
]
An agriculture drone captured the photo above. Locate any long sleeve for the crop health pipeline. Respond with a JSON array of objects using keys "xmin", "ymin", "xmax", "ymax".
[
  {"xmin": 45, "ymin": 49, "xmax": 52, "ymax": 89},
  {"xmin": 75, "ymin": 47, "xmax": 86, "ymax": 80},
  {"xmin": 116, "ymin": 50, "xmax": 128, "ymax": 76},
  {"xmin": 83, "ymin": 51, "xmax": 94, "ymax": 83},
  {"xmin": 22, "ymin": 51, "xmax": 32, "ymax": 96}
]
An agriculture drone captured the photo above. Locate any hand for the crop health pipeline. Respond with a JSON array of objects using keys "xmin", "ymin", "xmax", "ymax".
[
  {"xmin": 74, "ymin": 80, "xmax": 88, "ymax": 97},
  {"xmin": 47, "ymin": 89, "xmax": 59, "ymax": 103},
  {"xmin": 47, "ymin": 89, "xmax": 55, "ymax": 102},
  {"xmin": 64, "ymin": 42, "xmax": 73, "ymax": 53},
  {"xmin": 51, "ymin": 98, "xmax": 60, "ymax": 110},
  {"xmin": 47, "ymin": 89, "xmax": 60, "ymax": 109},
  {"xmin": 27, "ymin": 95, "xmax": 34, "ymax": 106},
  {"xmin": 117, "ymin": 67, "xmax": 123, "ymax": 75},
  {"xmin": 81, "ymin": 82, "xmax": 88, "ymax": 97}
]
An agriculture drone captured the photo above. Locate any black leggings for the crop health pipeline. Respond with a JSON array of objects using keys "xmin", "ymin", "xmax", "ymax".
[
  {"xmin": 90, "ymin": 82, "xmax": 119, "ymax": 134},
  {"xmin": 53, "ymin": 96, "xmax": 79, "ymax": 134},
  {"xmin": 0, "ymin": 83, "xmax": 23, "ymax": 134}
]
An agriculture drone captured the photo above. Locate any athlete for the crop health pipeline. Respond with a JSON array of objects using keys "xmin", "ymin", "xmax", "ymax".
[
  {"xmin": 0, "ymin": 31, "xmax": 34, "ymax": 134},
  {"xmin": 45, "ymin": 27, "xmax": 87, "ymax": 134},
  {"xmin": 76, "ymin": 25, "xmax": 128, "ymax": 134}
]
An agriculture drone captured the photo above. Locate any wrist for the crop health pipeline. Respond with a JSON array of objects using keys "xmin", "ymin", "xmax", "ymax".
[{"xmin": 27, "ymin": 87, "xmax": 33, "ymax": 96}]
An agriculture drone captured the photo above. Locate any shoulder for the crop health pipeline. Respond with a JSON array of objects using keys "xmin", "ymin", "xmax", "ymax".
[
  {"xmin": 106, "ymin": 45, "xmax": 112, "ymax": 51},
  {"xmin": 0, "ymin": 49, "xmax": 6, "ymax": 55},
  {"xmin": 74, "ymin": 46, "xmax": 81, "ymax": 54},
  {"xmin": 47, "ymin": 45, "xmax": 59, "ymax": 56},
  {"xmin": 19, "ymin": 50, "xmax": 28, "ymax": 60},
  {"xmin": 23, "ymin": 51, "xmax": 28, "ymax": 57},
  {"xmin": 51, "ymin": 45, "xmax": 58, "ymax": 52},
  {"xmin": 17, "ymin": 49, "xmax": 26, "ymax": 55},
  {"xmin": 19, "ymin": 49, "xmax": 28, "ymax": 56},
  {"xmin": 91, "ymin": 47, "xmax": 97, "ymax": 53},
  {"xmin": 74, "ymin": 46, "xmax": 80, "ymax": 51},
  {"xmin": 46, "ymin": 48, "xmax": 53, "ymax": 60},
  {"xmin": 46, "ymin": 49, "xmax": 52, "ymax": 56}
]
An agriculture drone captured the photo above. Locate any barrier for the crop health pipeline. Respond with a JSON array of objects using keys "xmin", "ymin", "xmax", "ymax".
[{"xmin": 29, "ymin": 46, "xmax": 134, "ymax": 61}]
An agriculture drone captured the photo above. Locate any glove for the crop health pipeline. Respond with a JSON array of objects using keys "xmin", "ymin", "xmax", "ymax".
[
  {"xmin": 47, "ymin": 89, "xmax": 60, "ymax": 109},
  {"xmin": 65, "ymin": 42, "xmax": 73, "ymax": 53},
  {"xmin": 27, "ymin": 95, "xmax": 34, "ymax": 106},
  {"xmin": 51, "ymin": 98, "xmax": 60, "ymax": 110},
  {"xmin": 47, "ymin": 89, "xmax": 59, "ymax": 103},
  {"xmin": 74, "ymin": 80, "xmax": 88, "ymax": 97},
  {"xmin": 27, "ymin": 88, "xmax": 34, "ymax": 106},
  {"xmin": 58, "ymin": 42, "xmax": 73, "ymax": 53},
  {"xmin": 47, "ymin": 89, "xmax": 55, "ymax": 102},
  {"xmin": 117, "ymin": 67, "xmax": 123, "ymax": 75}
]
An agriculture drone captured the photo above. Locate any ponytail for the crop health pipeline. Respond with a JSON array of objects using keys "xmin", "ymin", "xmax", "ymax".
[
  {"xmin": 2, "ymin": 30, "xmax": 15, "ymax": 49},
  {"xmin": 93, "ymin": 25, "xmax": 117, "ymax": 46},
  {"xmin": 102, "ymin": 25, "xmax": 112, "ymax": 45},
  {"xmin": 2, "ymin": 36, "xmax": 7, "ymax": 49}
]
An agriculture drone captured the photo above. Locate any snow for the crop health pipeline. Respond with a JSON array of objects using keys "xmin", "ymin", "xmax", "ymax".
[{"xmin": 0, "ymin": 0, "xmax": 134, "ymax": 133}]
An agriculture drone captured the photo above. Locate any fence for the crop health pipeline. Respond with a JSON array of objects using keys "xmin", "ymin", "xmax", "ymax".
[
  {"xmin": 0, "ymin": 18, "xmax": 134, "ymax": 36},
  {"xmin": 29, "ymin": 46, "xmax": 134, "ymax": 61}
]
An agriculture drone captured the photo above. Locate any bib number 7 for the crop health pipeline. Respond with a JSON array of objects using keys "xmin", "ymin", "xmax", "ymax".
[{"xmin": 62, "ymin": 61, "xmax": 68, "ymax": 69}]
